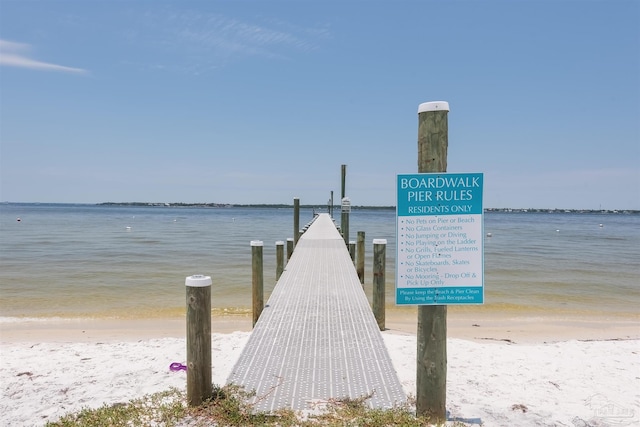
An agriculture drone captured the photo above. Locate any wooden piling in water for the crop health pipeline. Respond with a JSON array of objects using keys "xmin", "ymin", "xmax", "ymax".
[
  {"xmin": 340, "ymin": 165, "xmax": 348, "ymax": 243},
  {"xmin": 372, "ymin": 239, "xmax": 386, "ymax": 331},
  {"xmin": 330, "ymin": 190, "xmax": 334, "ymax": 217},
  {"xmin": 185, "ymin": 274, "xmax": 212, "ymax": 407},
  {"xmin": 341, "ymin": 197, "xmax": 350, "ymax": 246},
  {"xmin": 416, "ymin": 101, "xmax": 449, "ymax": 422},
  {"xmin": 357, "ymin": 231, "xmax": 365, "ymax": 286},
  {"xmin": 349, "ymin": 241, "xmax": 356, "ymax": 262},
  {"xmin": 293, "ymin": 198, "xmax": 300, "ymax": 247},
  {"xmin": 286, "ymin": 238, "xmax": 294, "ymax": 260},
  {"xmin": 276, "ymin": 241, "xmax": 284, "ymax": 281},
  {"xmin": 251, "ymin": 240, "xmax": 264, "ymax": 327}
]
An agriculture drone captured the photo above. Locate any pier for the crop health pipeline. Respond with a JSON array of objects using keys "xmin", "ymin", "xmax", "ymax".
[{"xmin": 226, "ymin": 213, "xmax": 406, "ymax": 412}]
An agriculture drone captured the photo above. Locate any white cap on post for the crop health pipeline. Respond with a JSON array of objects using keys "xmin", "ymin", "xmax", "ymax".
[
  {"xmin": 251, "ymin": 240, "xmax": 264, "ymax": 247},
  {"xmin": 418, "ymin": 101, "xmax": 450, "ymax": 113},
  {"xmin": 373, "ymin": 239, "xmax": 388, "ymax": 245},
  {"xmin": 185, "ymin": 274, "xmax": 212, "ymax": 287}
]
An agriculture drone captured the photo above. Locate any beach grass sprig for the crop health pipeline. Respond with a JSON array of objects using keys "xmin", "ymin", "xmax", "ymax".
[
  {"xmin": 46, "ymin": 388, "xmax": 186, "ymax": 427},
  {"xmin": 46, "ymin": 384, "xmax": 469, "ymax": 426}
]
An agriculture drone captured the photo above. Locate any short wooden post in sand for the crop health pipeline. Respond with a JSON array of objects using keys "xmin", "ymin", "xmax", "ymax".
[
  {"xmin": 357, "ymin": 231, "xmax": 365, "ymax": 286},
  {"xmin": 276, "ymin": 240, "xmax": 284, "ymax": 281},
  {"xmin": 372, "ymin": 239, "xmax": 386, "ymax": 331},
  {"xmin": 185, "ymin": 274, "xmax": 212, "ymax": 407},
  {"xmin": 251, "ymin": 240, "xmax": 264, "ymax": 327},
  {"xmin": 416, "ymin": 101, "xmax": 449, "ymax": 422}
]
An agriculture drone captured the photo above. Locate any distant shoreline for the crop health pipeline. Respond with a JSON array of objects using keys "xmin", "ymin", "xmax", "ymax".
[
  {"xmin": 2, "ymin": 201, "xmax": 638, "ymax": 214},
  {"xmin": 95, "ymin": 202, "xmax": 638, "ymax": 214},
  {"xmin": 96, "ymin": 201, "xmax": 396, "ymax": 210}
]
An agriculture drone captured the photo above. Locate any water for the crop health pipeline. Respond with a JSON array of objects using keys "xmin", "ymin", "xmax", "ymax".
[{"xmin": 1, "ymin": 203, "xmax": 638, "ymax": 321}]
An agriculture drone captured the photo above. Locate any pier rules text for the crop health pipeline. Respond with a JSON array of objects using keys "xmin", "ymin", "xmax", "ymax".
[{"xmin": 396, "ymin": 172, "xmax": 484, "ymax": 305}]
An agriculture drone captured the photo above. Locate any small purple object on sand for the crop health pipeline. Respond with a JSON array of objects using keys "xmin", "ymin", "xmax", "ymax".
[{"xmin": 169, "ymin": 362, "xmax": 187, "ymax": 372}]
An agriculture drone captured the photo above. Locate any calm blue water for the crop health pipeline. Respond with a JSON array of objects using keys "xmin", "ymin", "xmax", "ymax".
[{"xmin": 0, "ymin": 203, "xmax": 638, "ymax": 320}]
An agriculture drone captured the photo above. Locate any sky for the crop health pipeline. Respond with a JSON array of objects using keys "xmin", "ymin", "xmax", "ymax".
[{"xmin": 0, "ymin": 1, "xmax": 638, "ymax": 209}]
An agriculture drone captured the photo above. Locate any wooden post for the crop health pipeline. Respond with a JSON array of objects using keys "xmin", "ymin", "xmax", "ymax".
[
  {"xmin": 357, "ymin": 231, "xmax": 365, "ymax": 286},
  {"xmin": 416, "ymin": 101, "xmax": 449, "ymax": 422},
  {"xmin": 372, "ymin": 239, "xmax": 386, "ymax": 331},
  {"xmin": 341, "ymin": 197, "xmax": 350, "ymax": 246},
  {"xmin": 349, "ymin": 240, "xmax": 356, "ymax": 262},
  {"xmin": 330, "ymin": 190, "xmax": 334, "ymax": 217},
  {"xmin": 341, "ymin": 164, "xmax": 346, "ymax": 199},
  {"xmin": 340, "ymin": 164, "xmax": 347, "ymax": 241},
  {"xmin": 251, "ymin": 240, "xmax": 264, "ymax": 327},
  {"xmin": 185, "ymin": 274, "xmax": 212, "ymax": 407},
  {"xmin": 286, "ymin": 238, "xmax": 294, "ymax": 260},
  {"xmin": 276, "ymin": 241, "xmax": 284, "ymax": 281},
  {"xmin": 293, "ymin": 198, "xmax": 300, "ymax": 247}
]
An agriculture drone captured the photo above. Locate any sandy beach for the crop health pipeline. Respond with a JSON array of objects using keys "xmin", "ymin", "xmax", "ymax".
[
  {"xmin": 3, "ymin": 309, "xmax": 638, "ymax": 344},
  {"xmin": 1, "ymin": 311, "xmax": 639, "ymax": 426}
]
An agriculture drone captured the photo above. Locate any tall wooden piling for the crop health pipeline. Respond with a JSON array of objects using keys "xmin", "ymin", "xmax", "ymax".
[
  {"xmin": 340, "ymin": 165, "xmax": 348, "ymax": 243},
  {"xmin": 293, "ymin": 198, "xmax": 300, "ymax": 247},
  {"xmin": 357, "ymin": 231, "xmax": 365, "ymax": 286},
  {"xmin": 330, "ymin": 190, "xmax": 334, "ymax": 217},
  {"xmin": 341, "ymin": 164, "xmax": 346, "ymax": 199},
  {"xmin": 185, "ymin": 274, "xmax": 212, "ymax": 407},
  {"xmin": 416, "ymin": 101, "xmax": 449, "ymax": 422},
  {"xmin": 276, "ymin": 241, "xmax": 284, "ymax": 281},
  {"xmin": 372, "ymin": 239, "xmax": 386, "ymax": 331},
  {"xmin": 251, "ymin": 240, "xmax": 264, "ymax": 327}
]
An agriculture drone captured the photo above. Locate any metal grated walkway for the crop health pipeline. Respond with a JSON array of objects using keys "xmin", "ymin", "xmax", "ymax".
[{"xmin": 226, "ymin": 213, "xmax": 406, "ymax": 412}]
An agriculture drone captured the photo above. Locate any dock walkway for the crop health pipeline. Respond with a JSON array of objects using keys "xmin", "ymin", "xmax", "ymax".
[{"xmin": 227, "ymin": 213, "xmax": 407, "ymax": 412}]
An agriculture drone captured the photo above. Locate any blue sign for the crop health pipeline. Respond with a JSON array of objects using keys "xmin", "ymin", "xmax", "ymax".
[
  {"xmin": 396, "ymin": 173, "xmax": 484, "ymax": 305},
  {"xmin": 397, "ymin": 173, "xmax": 483, "ymax": 216}
]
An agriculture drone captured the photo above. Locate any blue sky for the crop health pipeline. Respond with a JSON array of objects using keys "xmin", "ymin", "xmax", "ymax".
[{"xmin": 1, "ymin": 1, "xmax": 638, "ymax": 209}]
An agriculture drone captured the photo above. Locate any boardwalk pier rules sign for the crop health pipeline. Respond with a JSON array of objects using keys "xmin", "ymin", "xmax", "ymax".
[{"xmin": 396, "ymin": 173, "xmax": 484, "ymax": 305}]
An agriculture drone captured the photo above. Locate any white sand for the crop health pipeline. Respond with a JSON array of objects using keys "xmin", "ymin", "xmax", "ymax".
[
  {"xmin": 1, "ymin": 331, "xmax": 639, "ymax": 426},
  {"xmin": 386, "ymin": 334, "xmax": 639, "ymax": 426}
]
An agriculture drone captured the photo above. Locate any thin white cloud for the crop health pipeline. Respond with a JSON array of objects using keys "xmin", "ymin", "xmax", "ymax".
[
  {"xmin": 158, "ymin": 11, "xmax": 310, "ymax": 52},
  {"xmin": 124, "ymin": 9, "xmax": 330, "ymax": 74},
  {"xmin": 0, "ymin": 39, "xmax": 86, "ymax": 74}
]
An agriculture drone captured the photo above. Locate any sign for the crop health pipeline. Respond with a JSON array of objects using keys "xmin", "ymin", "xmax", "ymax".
[
  {"xmin": 341, "ymin": 197, "xmax": 351, "ymax": 213},
  {"xmin": 396, "ymin": 173, "xmax": 484, "ymax": 305}
]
